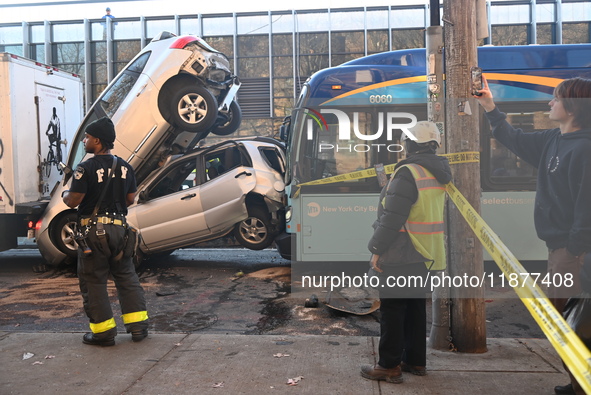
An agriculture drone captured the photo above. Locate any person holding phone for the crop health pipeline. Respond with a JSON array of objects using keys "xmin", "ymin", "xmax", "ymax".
[{"xmin": 474, "ymin": 76, "xmax": 591, "ymax": 395}]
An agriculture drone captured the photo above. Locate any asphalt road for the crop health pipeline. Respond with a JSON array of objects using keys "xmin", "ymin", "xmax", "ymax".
[{"xmin": 0, "ymin": 247, "xmax": 544, "ymax": 339}]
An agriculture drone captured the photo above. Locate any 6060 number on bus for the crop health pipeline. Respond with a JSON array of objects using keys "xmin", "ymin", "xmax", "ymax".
[{"xmin": 369, "ymin": 95, "xmax": 393, "ymax": 103}]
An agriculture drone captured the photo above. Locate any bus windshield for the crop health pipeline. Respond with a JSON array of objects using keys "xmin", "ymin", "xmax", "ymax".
[{"xmin": 292, "ymin": 106, "xmax": 421, "ymax": 192}]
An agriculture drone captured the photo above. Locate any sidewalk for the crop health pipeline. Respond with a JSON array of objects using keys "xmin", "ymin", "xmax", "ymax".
[{"xmin": 0, "ymin": 331, "xmax": 567, "ymax": 394}]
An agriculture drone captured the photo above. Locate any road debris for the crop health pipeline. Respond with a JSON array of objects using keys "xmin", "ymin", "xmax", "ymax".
[
  {"xmin": 22, "ymin": 352, "xmax": 34, "ymax": 360},
  {"xmin": 304, "ymin": 294, "xmax": 319, "ymax": 308},
  {"xmin": 213, "ymin": 382, "xmax": 224, "ymax": 388},
  {"xmin": 273, "ymin": 353, "xmax": 290, "ymax": 358},
  {"xmin": 287, "ymin": 376, "xmax": 304, "ymax": 386}
]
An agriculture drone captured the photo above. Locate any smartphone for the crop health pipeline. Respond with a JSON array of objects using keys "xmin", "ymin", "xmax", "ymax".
[{"xmin": 471, "ymin": 66, "xmax": 483, "ymax": 96}]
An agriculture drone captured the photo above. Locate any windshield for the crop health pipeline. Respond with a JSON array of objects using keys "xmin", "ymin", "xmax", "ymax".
[
  {"xmin": 292, "ymin": 106, "xmax": 414, "ymax": 192},
  {"xmin": 98, "ymin": 52, "xmax": 150, "ymax": 118}
]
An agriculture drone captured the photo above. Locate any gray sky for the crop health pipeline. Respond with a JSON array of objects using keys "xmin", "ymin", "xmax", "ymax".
[{"xmin": 0, "ymin": 0, "xmax": 427, "ymax": 24}]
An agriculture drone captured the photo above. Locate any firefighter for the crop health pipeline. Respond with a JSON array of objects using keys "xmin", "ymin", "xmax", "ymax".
[{"xmin": 63, "ymin": 117, "xmax": 148, "ymax": 346}]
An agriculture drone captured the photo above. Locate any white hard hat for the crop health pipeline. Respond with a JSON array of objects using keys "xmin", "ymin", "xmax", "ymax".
[{"xmin": 402, "ymin": 121, "xmax": 441, "ymax": 146}]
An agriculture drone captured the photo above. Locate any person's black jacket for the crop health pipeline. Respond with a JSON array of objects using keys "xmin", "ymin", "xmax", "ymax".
[
  {"xmin": 368, "ymin": 153, "xmax": 452, "ymax": 256},
  {"xmin": 485, "ymin": 107, "xmax": 591, "ymax": 256}
]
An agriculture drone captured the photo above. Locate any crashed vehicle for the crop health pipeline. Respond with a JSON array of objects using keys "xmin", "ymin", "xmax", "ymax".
[
  {"xmin": 78, "ymin": 30, "xmax": 242, "ymax": 183},
  {"xmin": 37, "ymin": 138, "xmax": 286, "ymax": 265},
  {"xmin": 35, "ymin": 31, "xmax": 243, "ymax": 265}
]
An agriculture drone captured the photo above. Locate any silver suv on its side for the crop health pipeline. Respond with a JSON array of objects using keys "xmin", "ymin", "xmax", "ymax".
[{"xmin": 37, "ymin": 138, "xmax": 286, "ymax": 265}]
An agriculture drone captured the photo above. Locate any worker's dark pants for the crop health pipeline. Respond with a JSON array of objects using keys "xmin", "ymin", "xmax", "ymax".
[
  {"xmin": 77, "ymin": 223, "xmax": 147, "ymax": 334},
  {"xmin": 377, "ymin": 297, "xmax": 427, "ymax": 369}
]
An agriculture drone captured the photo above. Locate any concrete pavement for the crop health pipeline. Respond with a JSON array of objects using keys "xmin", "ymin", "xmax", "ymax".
[{"xmin": 0, "ymin": 331, "xmax": 568, "ymax": 394}]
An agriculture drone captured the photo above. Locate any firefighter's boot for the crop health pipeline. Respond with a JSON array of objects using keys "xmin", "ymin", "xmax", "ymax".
[{"xmin": 82, "ymin": 327, "xmax": 117, "ymax": 347}]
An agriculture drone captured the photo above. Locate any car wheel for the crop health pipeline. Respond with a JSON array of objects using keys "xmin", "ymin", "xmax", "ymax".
[
  {"xmin": 170, "ymin": 85, "xmax": 218, "ymax": 132},
  {"xmin": 49, "ymin": 211, "xmax": 79, "ymax": 260},
  {"xmin": 234, "ymin": 206, "xmax": 274, "ymax": 250},
  {"xmin": 212, "ymin": 100, "xmax": 242, "ymax": 136}
]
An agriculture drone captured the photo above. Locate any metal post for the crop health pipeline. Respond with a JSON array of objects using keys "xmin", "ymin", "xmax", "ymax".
[
  {"xmin": 556, "ymin": 0, "xmax": 563, "ymax": 44},
  {"xmin": 530, "ymin": 0, "xmax": 537, "ymax": 44},
  {"xmin": 140, "ymin": 16, "xmax": 146, "ymax": 48},
  {"xmin": 44, "ymin": 20, "xmax": 51, "ymax": 65},
  {"xmin": 327, "ymin": 8, "xmax": 332, "ymax": 68},
  {"xmin": 269, "ymin": 11, "xmax": 274, "ymax": 118},
  {"xmin": 292, "ymin": 10, "xmax": 298, "ymax": 99},
  {"xmin": 22, "ymin": 22, "xmax": 30, "ymax": 59},
  {"xmin": 106, "ymin": 17, "xmax": 113, "ymax": 82},
  {"xmin": 233, "ymin": 13, "xmax": 238, "ymax": 77},
  {"xmin": 174, "ymin": 15, "xmax": 180, "ymax": 36},
  {"xmin": 84, "ymin": 19, "xmax": 92, "ymax": 111},
  {"xmin": 426, "ymin": 0, "xmax": 449, "ymax": 351},
  {"xmin": 363, "ymin": 6, "xmax": 368, "ymax": 57}
]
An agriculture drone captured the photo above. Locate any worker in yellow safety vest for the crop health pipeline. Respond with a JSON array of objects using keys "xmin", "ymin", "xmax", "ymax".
[{"xmin": 361, "ymin": 121, "xmax": 451, "ymax": 384}]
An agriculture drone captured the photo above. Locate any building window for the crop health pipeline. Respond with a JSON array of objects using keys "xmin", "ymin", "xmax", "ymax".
[
  {"xmin": 146, "ymin": 18, "xmax": 176, "ymax": 40},
  {"xmin": 492, "ymin": 25, "xmax": 528, "ymax": 46},
  {"xmin": 52, "ymin": 42, "xmax": 85, "ymax": 78},
  {"xmin": 330, "ymin": 10, "xmax": 365, "ymax": 31},
  {"xmin": 296, "ymin": 32, "xmax": 328, "ymax": 77},
  {"xmin": 392, "ymin": 28, "xmax": 424, "ymax": 50},
  {"xmin": 202, "ymin": 16, "xmax": 233, "ymax": 36},
  {"xmin": 563, "ymin": 22, "xmax": 591, "ymax": 44},
  {"xmin": 0, "ymin": 25, "xmax": 22, "ymax": 56},
  {"xmin": 331, "ymin": 31, "xmax": 364, "ymax": 66},
  {"xmin": 368, "ymin": 30, "xmax": 389, "ymax": 54},
  {"xmin": 537, "ymin": 23, "xmax": 554, "ymax": 45},
  {"xmin": 237, "ymin": 14, "xmax": 270, "ymax": 35},
  {"xmin": 237, "ymin": 35, "xmax": 269, "ymax": 78}
]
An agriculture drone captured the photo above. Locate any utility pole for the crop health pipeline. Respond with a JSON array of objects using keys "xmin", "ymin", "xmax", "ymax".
[
  {"xmin": 442, "ymin": 0, "xmax": 487, "ymax": 353},
  {"xmin": 426, "ymin": 0, "xmax": 450, "ymax": 351}
]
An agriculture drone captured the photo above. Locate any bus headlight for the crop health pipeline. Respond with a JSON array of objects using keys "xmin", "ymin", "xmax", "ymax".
[{"xmin": 285, "ymin": 206, "xmax": 292, "ymax": 223}]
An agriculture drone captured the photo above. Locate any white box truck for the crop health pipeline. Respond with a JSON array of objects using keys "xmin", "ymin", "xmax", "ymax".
[{"xmin": 0, "ymin": 53, "xmax": 83, "ymax": 252}]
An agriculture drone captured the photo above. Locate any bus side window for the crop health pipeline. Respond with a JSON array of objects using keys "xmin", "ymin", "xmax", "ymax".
[{"xmin": 487, "ymin": 110, "xmax": 558, "ymax": 185}]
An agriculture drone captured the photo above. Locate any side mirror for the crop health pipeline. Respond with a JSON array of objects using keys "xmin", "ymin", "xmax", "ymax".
[
  {"xmin": 138, "ymin": 190, "xmax": 148, "ymax": 203},
  {"xmin": 59, "ymin": 162, "xmax": 72, "ymax": 176},
  {"xmin": 279, "ymin": 116, "xmax": 291, "ymax": 142}
]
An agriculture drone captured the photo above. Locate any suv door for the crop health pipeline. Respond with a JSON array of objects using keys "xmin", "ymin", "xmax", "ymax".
[
  {"xmin": 200, "ymin": 145, "xmax": 256, "ymax": 234},
  {"xmin": 132, "ymin": 157, "xmax": 208, "ymax": 250}
]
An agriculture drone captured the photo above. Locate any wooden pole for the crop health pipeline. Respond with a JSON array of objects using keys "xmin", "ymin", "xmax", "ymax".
[
  {"xmin": 426, "ymin": 1, "xmax": 450, "ymax": 350},
  {"xmin": 443, "ymin": 0, "xmax": 487, "ymax": 353}
]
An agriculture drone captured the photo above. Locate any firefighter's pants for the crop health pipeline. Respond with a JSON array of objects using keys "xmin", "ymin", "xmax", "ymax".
[{"xmin": 77, "ymin": 223, "xmax": 148, "ymax": 334}]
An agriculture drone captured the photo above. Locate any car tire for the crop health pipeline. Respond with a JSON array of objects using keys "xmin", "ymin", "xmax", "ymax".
[
  {"xmin": 212, "ymin": 100, "xmax": 242, "ymax": 136},
  {"xmin": 49, "ymin": 211, "xmax": 79, "ymax": 261},
  {"xmin": 170, "ymin": 85, "xmax": 218, "ymax": 132},
  {"xmin": 234, "ymin": 206, "xmax": 274, "ymax": 250}
]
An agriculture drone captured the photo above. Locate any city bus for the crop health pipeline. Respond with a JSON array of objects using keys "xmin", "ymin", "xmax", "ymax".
[{"xmin": 275, "ymin": 44, "xmax": 591, "ymax": 263}]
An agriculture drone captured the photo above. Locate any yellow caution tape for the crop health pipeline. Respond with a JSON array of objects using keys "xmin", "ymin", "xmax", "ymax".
[
  {"xmin": 441, "ymin": 151, "xmax": 480, "ymax": 165},
  {"xmin": 445, "ymin": 182, "xmax": 591, "ymax": 393},
  {"xmin": 296, "ymin": 151, "xmax": 479, "ymax": 188}
]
